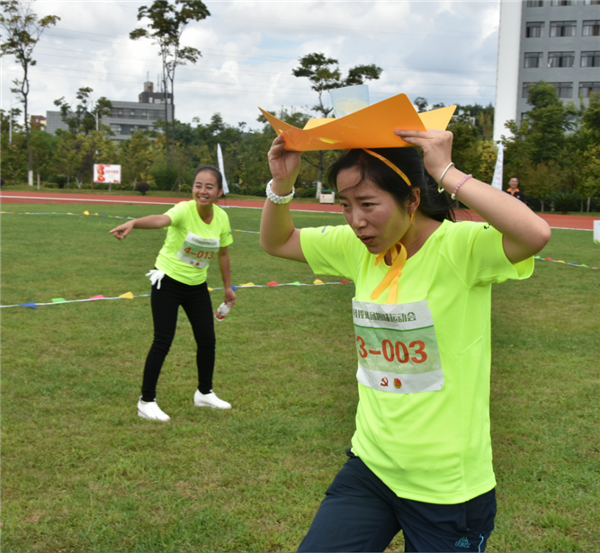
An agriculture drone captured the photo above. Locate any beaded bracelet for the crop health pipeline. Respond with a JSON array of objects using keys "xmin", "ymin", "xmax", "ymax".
[
  {"xmin": 437, "ymin": 162, "xmax": 455, "ymax": 193},
  {"xmin": 266, "ymin": 180, "xmax": 295, "ymax": 204},
  {"xmin": 451, "ymin": 174, "xmax": 473, "ymax": 200}
]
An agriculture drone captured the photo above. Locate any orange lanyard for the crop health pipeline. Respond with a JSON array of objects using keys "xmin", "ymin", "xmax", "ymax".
[{"xmin": 370, "ymin": 242, "xmax": 407, "ymax": 304}]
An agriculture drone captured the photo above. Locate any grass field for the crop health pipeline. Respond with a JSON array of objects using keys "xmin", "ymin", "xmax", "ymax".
[{"xmin": 1, "ymin": 203, "xmax": 599, "ymax": 552}]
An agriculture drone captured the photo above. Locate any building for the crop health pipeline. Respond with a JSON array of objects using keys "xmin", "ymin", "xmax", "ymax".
[
  {"xmin": 31, "ymin": 115, "xmax": 46, "ymax": 130},
  {"xmin": 45, "ymin": 81, "xmax": 174, "ymax": 141},
  {"xmin": 494, "ymin": 0, "xmax": 600, "ymax": 142}
]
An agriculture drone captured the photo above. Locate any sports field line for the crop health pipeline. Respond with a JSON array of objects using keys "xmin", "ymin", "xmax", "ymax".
[
  {"xmin": 1, "ymin": 200, "xmax": 594, "ymax": 229},
  {"xmin": 0, "ymin": 195, "xmax": 341, "ymax": 214}
]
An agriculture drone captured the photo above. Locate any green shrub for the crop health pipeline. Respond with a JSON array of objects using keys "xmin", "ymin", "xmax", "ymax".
[
  {"xmin": 150, "ymin": 164, "xmax": 178, "ymax": 191},
  {"xmin": 245, "ymin": 185, "xmax": 267, "ymax": 197},
  {"xmin": 46, "ymin": 175, "xmax": 68, "ymax": 188},
  {"xmin": 184, "ymin": 168, "xmax": 196, "ymax": 185},
  {"xmin": 297, "ymin": 187, "xmax": 318, "ymax": 199},
  {"xmin": 551, "ymin": 191, "xmax": 580, "ymax": 214}
]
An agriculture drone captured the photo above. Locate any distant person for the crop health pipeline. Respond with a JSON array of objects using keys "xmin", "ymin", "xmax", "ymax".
[
  {"xmin": 506, "ymin": 177, "xmax": 526, "ymax": 203},
  {"xmin": 109, "ymin": 165, "xmax": 235, "ymax": 421}
]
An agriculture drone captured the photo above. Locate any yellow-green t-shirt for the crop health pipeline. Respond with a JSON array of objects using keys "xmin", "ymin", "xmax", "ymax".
[
  {"xmin": 155, "ymin": 201, "xmax": 233, "ymax": 286},
  {"xmin": 300, "ymin": 220, "xmax": 534, "ymax": 504}
]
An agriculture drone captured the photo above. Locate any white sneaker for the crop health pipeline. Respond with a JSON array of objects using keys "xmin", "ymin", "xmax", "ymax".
[
  {"xmin": 194, "ymin": 389, "xmax": 231, "ymax": 409},
  {"xmin": 137, "ymin": 397, "xmax": 170, "ymax": 421}
]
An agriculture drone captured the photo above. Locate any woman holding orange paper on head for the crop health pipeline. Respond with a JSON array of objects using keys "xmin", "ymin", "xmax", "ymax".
[{"xmin": 260, "ymin": 127, "xmax": 550, "ymax": 552}]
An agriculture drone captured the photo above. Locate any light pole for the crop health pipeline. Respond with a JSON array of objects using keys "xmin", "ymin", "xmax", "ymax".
[
  {"xmin": 86, "ymin": 110, "xmax": 100, "ymax": 157},
  {"xmin": 9, "ymin": 98, "xmax": 12, "ymax": 145},
  {"xmin": 86, "ymin": 110, "xmax": 99, "ymax": 131}
]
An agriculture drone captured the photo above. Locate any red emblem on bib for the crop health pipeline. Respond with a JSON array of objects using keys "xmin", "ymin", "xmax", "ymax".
[
  {"xmin": 394, "ymin": 378, "xmax": 402, "ymax": 389},
  {"xmin": 381, "ymin": 377, "xmax": 389, "ymax": 387}
]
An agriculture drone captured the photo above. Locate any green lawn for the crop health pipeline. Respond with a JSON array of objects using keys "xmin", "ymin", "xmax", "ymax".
[{"xmin": 1, "ymin": 204, "xmax": 599, "ymax": 552}]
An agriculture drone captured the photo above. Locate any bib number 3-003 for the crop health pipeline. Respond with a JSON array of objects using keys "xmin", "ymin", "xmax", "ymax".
[{"xmin": 352, "ymin": 299, "xmax": 444, "ymax": 394}]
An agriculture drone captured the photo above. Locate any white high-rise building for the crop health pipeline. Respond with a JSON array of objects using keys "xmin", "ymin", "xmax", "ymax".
[{"xmin": 494, "ymin": 0, "xmax": 600, "ymax": 143}]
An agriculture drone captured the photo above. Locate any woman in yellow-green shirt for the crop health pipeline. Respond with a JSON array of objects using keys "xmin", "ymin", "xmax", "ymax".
[
  {"xmin": 110, "ymin": 166, "xmax": 235, "ymax": 422},
  {"xmin": 260, "ymin": 130, "xmax": 551, "ymax": 552}
]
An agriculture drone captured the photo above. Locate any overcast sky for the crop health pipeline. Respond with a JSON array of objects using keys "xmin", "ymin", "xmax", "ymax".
[{"xmin": 1, "ymin": 0, "xmax": 501, "ymax": 131}]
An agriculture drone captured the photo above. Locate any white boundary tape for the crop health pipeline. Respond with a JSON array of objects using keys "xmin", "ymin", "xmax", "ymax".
[{"xmin": 0, "ymin": 195, "xmax": 343, "ymax": 214}]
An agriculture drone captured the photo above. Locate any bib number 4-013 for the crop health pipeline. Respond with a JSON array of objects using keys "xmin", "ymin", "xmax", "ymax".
[{"xmin": 176, "ymin": 233, "xmax": 219, "ymax": 269}]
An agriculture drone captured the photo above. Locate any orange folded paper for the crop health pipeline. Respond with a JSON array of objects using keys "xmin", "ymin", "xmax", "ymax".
[{"xmin": 259, "ymin": 93, "xmax": 456, "ymax": 152}]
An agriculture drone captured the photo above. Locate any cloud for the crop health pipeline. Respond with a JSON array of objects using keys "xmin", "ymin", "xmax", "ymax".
[{"xmin": 2, "ymin": 0, "xmax": 500, "ymax": 130}]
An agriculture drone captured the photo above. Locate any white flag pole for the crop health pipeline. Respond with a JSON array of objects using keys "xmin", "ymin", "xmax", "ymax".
[
  {"xmin": 491, "ymin": 144, "xmax": 504, "ymax": 191},
  {"xmin": 217, "ymin": 143, "xmax": 229, "ymax": 195}
]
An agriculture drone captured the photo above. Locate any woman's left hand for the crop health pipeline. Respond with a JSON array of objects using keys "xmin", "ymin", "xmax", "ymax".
[
  {"xmin": 394, "ymin": 128, "xmax": 453, "ymax": 182},
  {"xmin": 224, "ymin": 287, "xmax": 236, "ymax": 306}
]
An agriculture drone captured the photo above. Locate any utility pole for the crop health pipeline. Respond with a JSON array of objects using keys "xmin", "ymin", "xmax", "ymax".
[
  {"xmin": 86, "ymin": 109, "xmax": 99, "ymax": 131},
  {"xmin": 86, "ymin": 110, "xmax": 99, "ymax": 156}
]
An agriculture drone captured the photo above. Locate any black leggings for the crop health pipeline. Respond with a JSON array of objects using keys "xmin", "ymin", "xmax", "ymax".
[{"xmin": 141, "ymin": 274, "xmax": 215, "ymax": 401}]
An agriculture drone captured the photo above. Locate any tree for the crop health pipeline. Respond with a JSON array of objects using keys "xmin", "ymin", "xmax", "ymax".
[
  {"xmin": 522, "ymin": 81, "xmax": 577, "ymax": 165},
  {"xmin": 475, "ymin": 140, "xmax": 498, "ymax": 185},
  {"xmin": 171, "ymin": 141, "xmax": 194, "ymax": 191},
  {"xmin": 571, "ymin": 93, "xmax": 600, "ymax": 211},
  {"xmin": 30, "ymin": 129, "xmax": 57, "ymax": 188},
  {"xmin": 292, "ymin": 52, "xmax": 383, "ymax": 181},
  {"xmin": 501, "ymin": 82, "xmax": 578, "ymax": 202},
  {"xmin": 54, "ymin": 87, "xmax": 112, "ymax": 135},
  {"xmin": 582, "ymin": 93, "xmax": 600, "ymax": 145},
  {"xmin": 578, "ymin": 145, "xmax": 600, "ymax": 212},
  {"xmin": 130, "ymin": 0, "xmax": 210, "ymax": 161},
  {"xmin": 52, "ymin": 130, "xmax": 116, "ymax": 189},
  {"xmin": 77, "ymin": 131, "xmax": 117, "ymax": 189},
  {"xmin": 1, "ymin": 0, "xmax": 59, "ymax": 185},
  {"xmin": 0, "ymin": 106, "xmax": 24, "ymax": 183},
  {"xmin": 447, "ymin": 115, "xmax": 480, "ymax": 176},
  {"xmin": 118, "ymin": 130, "xmax": 155, "ymax": 189},
  {"xmin": 413, "ymin": 97, "xmax": 428, "ymax": 113},
  {"xmin": 519, "ymin": 159, "xmax": 563, "ymax": 212},
  {"xmin": 52, "ymin": 131, "xmax": 83, "ymax": 189}
]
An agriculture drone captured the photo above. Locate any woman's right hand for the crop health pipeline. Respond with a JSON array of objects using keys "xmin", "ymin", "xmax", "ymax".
[
  {"xmin": 394, "ymin": 128, "xmax": 453, "ymax": 183},
  {"xmin": 267, "ymin": 134, "xmax": 301, "ymax": 192},
  {"xmin": 109, "ymin": 220, "xmax": 134, "ymax": 241}
]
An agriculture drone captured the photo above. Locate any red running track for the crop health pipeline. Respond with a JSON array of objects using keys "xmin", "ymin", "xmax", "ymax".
[{"xmin": 0, "ymin": 190, "xmax": 595, "ymax": 230}]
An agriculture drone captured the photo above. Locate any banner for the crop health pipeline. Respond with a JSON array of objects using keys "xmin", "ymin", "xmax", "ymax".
[
  {"xmin": 217, "ymin": 144, "xmax": 230, "ymax": 195},
  {"xmin": 491, "ymin": 145, "xmax": 503, "ymax": 191},
  {"xmin": 93, "ymin": 164, "xmax": 121, "ymax": 184}
]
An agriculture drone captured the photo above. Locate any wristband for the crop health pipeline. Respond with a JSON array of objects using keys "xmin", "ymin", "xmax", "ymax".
[
  {"xmin": 437, "ymin": 162, "xmax": 455, "ymax": 193},
  {"xmin": 266, "ymin": 180, "xmax": 295, "ymax": 204},
  {"xmin": 451, "ymin": 174, "xmax": 472, "ymax": 200}
]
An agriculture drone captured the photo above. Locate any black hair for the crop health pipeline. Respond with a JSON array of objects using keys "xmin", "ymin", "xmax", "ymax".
[
  {"xmin": 194, "ymin": 165, "xmax": 223, "ymax": 189},
  {"xmin": 327, "ymin": 148, "xmax": 455, "ymax": 223}
]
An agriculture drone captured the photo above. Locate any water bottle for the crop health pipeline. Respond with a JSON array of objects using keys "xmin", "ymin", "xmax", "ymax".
[{"xmin": 215, "ymin": 301, "xmax": 233, "ymax": 321}]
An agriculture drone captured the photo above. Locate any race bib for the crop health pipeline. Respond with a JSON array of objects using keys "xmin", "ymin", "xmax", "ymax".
[
  {"xmin": 353, "ymin": 299, "xmax": 444, "ymax": 394},
  {"xmin": 176, "ymin": 233, "xmax": 219, "ymax": 269}
]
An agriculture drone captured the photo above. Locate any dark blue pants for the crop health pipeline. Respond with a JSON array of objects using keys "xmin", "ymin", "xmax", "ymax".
[
  {"xmin": 141, "ymin": 275, "xmax": 215, "ymax": 401},
  {"xmin": 298, "ymin": 451, "xmax": 496, "ymax": 553}
]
